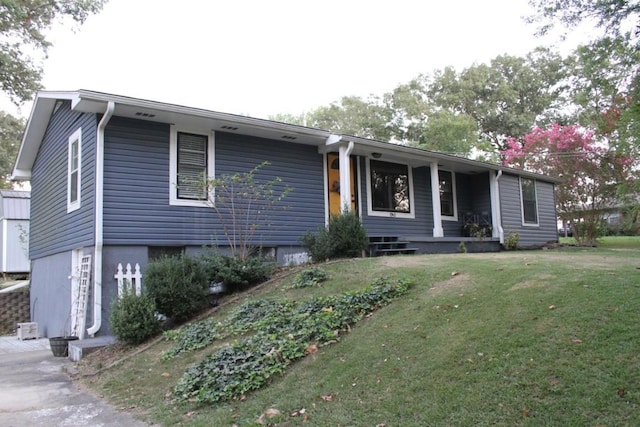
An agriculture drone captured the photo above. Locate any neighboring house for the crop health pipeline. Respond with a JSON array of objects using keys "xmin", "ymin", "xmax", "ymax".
[
  {"xmin": 12, "ymin": 90, "xmax": 561, "ymax": 339},
  {"xmin": 0, "ymin": 190, "xmax": 30, "ymax": 274}
]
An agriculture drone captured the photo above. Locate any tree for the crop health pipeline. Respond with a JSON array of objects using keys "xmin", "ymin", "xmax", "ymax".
[
  {"xmin": 428, "ymin": 49, "xmax": 566, "ymax": 152},
  {"xmin": 0, "ymin": 111, "xmax": 24, "ymax": 188},
  {"xmin": 306, "ymin": 95, "xmax": 393, "ymax": 141},
  {"xmin": 409, "ymin": 109, "xmax": 478, "ymax": 157},
  {"xmin": 205, "ymin": 162, "xmax": 292, "ymax": 261},
  {"xmin": 502, "ymin": 123, "xmax": 634, "ymax": 245},
  {"xmin": 0, "ymin": 0, "xmax": 108, "ymax": 104},
  {"xmin": 527, "ymin": 0, "xmax": 640, "ymax": 43},
  {"xmin": 563, "ymin": 36, "xmax": 640, "ymax": 129}
]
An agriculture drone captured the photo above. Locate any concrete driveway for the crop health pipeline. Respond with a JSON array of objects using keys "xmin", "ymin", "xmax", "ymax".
[{"xmin": 0, "ymin": 337, "xmax": 147, "ymax": 426}]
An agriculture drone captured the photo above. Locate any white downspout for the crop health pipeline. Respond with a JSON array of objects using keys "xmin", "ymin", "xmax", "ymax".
[
  {"xmin": 339, "ymin": 141, "xmax": 354, "ymax": 213},
  {"xmin": 87, "ymin": 101, "xmax": 115, "ymax": 337},
  {"xmin": 490, "ymin": 170, "xmax": 504, "ymax": 244}
]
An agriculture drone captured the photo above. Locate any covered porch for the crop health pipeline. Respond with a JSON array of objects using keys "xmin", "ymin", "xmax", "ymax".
[{"xmin": 320, "ymin": 136, "xmax": 506, "ymax": 252}]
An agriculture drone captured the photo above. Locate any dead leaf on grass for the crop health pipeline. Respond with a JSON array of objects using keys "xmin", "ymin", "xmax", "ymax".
[
  {"xmin": 257, "ymin": 408, "xmax": 281, "ymax": 425},
  {"xmin": 548, "ymin": 305, "xmax": 556, "ymax": 310},
  {"xmin": 571, "ymin": 338, "xmax": 583, "ymax": 344},
  {"xmin": 451, "ymin": 271, "xmax": 460, "ymax": 276},
  {"xmin": 321, "ymin": 394, "xmax": 334, "ymax": 401},
  {"xmin": 305, "ymin": 344, "xmax": 318, "ymax": 355},
  {"xmin": 161, "ymin": 372, "xmax": 170, "ymax": 377},
  {"xmin": 290, "ymin": 408, "xmax": 306, "ymax": 417}
]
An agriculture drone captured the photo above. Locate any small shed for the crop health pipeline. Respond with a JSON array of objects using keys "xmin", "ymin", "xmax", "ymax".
[{"xmin": 0, "ymin": 190, "xmax": 30, "ymax": 274}]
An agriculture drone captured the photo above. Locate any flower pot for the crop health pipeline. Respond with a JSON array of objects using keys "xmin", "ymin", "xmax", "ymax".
[{"xmin": 49, "ymin": 336, "xmax": 79, "ymax": 357}]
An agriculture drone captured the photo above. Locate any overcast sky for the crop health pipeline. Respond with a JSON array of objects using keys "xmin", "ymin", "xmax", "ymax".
[{"xmin": 6, "ymin": 0, "xmax": 586, "ymax": 119}]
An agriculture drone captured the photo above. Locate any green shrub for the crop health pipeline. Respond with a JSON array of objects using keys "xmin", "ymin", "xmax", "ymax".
[
  {"xmin": 144, "ymin": 254, "xmax": 209, "ymax": 323},
  {"xmin": 291, "ymin": 267, "xmax": 328, "ymax": 288},
  {"xmin": 301, "ymin": 211, "xmax": 368, "ymax": 261},
  {"xmin": 504, "ymin": 231, "xmax": 520, "ymax": 250},
  {"xmin": 110, "ymin": 289, "xmax": 161, "ymax": 345},
  {"xmin": 200, "ymin": 251, "xmax": 275, "ymax": 293}
]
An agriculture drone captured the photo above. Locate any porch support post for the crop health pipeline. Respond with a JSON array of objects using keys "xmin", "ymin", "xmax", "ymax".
[
  {"xmin": 430, "ymin": 162, "xmax": 444, "ymax": 237},
  {"xmin": 489, "ymin": 170, "xmax": 504, "ymax": 244},
  {"xmin": 339, "ymin": 141, "xmax": 354, "ymax": 213}
]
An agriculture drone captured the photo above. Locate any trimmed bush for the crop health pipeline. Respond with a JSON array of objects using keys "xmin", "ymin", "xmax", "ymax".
[
  {"xmin": 110, "ymin": 289, "xmax": 161, "ymax": 345},
  {"xmin": 145, "ymin": 254, "xmax": 209, "ymax": 323},
  {"xmin": 200, "ymin": 252, "xmax": 275, "ymax": 293},
  {"xmin": 301, "ymin": 211, "xmax": 368, "ymax": 261}
]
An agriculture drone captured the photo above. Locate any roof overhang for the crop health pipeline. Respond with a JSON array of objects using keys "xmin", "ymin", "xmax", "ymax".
[
  {"xmin": 322, "ymin": 134, "xmax": 563, "ymax": 184},
  {"xmin": 12, "ymin": 90, "xmax": 562, "ymax": 185},
  {"xmin": 12, "ymin": 90, "xmax": 332, "ymax": 180}
]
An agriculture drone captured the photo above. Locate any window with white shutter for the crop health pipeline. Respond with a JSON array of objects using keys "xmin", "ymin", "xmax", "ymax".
[{"xmin": 169, "ymin": 126, "xmax": 215, "ymax": 207}]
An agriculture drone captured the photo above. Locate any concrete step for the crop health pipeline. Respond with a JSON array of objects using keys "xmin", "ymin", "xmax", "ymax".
[{"xmin": 68, "ymin": 336, "xmax": 116, "ymax": 362}]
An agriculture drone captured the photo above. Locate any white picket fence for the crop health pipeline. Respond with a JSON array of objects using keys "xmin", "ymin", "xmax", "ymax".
[{"xmin": 115, "ymin": 263, "xmax": 142, "ymax": 297}]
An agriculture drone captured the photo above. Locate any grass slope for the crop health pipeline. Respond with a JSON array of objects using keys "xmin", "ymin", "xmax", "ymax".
[{"xmin": 78, "ymin": 241, "xmax": 640, "ymax": 426}]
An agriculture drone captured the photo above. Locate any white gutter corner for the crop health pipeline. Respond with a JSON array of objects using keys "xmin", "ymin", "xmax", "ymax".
[{"xmin": 87, "ymin": 101, "xmax": 115, "ymax": 337}]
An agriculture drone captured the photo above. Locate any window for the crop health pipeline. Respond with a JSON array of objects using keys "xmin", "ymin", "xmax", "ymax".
[
  {"xmin": 520, "ymin": 177, "xmax": 538, "ymax": 225},
  {"xmin": 367, "ymin": 159, "xmax": 414, "ymax": 218},
  {"xmin": 169, "ymin": 126, "xmax": 215, "ymax": 206},
  {"xmin": 67, "ymin": 129, "xmax": 82, "ymax": 212},
  {"xmin": 438, "ymin": 170, "xmax": 457, "ymax": 220}
]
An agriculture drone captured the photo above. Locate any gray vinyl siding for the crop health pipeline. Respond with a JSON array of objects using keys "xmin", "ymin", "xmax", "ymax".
[
  {"xmin": 360, "ymin": 165, "xmax": 489, "ymax": 238},
  {"xmin": 103, "ymin": 117, "xmax": 325, "ymax": 246},
  {"xmin": 470, "ymin": 172, "xmax": 492, "ymax": 216},
  {"xmin": 361, "ymin": 164, "xmax": 433, "ymax": 236},
  {"xmin": 499, "ymin": 173, "xmax": 558, "ymax": 246},
  {"xmin": 30, "ymin": 101, "xmax": 97, "ymax": 259}
]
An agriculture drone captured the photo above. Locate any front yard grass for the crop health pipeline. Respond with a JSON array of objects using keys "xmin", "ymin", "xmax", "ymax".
[{"xmin": 78, "ymin": 245, "xmax": 640, "ymax": 426}]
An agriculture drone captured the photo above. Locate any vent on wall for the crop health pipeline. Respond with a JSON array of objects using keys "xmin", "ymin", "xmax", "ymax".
[
  {"xmin": 220, "ymin": 125, "xmax": 239, "ymax": 131},
  {"xmin": 135, "ymin": 112, "xmax": 156, "ymax": 118},
  {"xmin": 281, "ymin": 135, "xmax": 297, "ymax": 140}
]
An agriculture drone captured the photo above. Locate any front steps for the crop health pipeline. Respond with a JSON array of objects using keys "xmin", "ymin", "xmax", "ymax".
[{"xmin": 368, "ymin": 236, "xmax": 418, "ymax": 257}]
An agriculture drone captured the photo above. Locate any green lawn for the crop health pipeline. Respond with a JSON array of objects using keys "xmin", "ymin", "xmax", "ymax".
[{"xmin": 79, "ymin": 242, "xmax": 640, "ymax": 426}]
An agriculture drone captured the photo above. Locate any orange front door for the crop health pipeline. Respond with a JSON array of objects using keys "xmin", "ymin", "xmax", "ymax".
[{"xmin": 328, "ymin": 153, "xmax": 357, "ymax": 216}]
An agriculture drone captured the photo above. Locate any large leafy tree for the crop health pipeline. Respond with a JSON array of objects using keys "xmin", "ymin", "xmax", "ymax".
[
  {"xmin": 383, "ymin": 78, "xmax": 480, "ymax": 156},
  {"xmin": 528, "ymin": 0, "xmax": 640, "ymax": 43},
  {"xmin": 503, "ymin": 123, "xmax": 634, "ymax": 245},
  {"xmin": 1, "ymin": 0, "xmax": 106, "ymax": 188},
  {"xmin": 0, "ymin": 0, "xmax": 108, "ymax": 104},
  {"xmin": 0, "ymin": 111, "xmax": 24, "ymax": 188},
  {"xmin": 305, "ymin": 95, "xmax": 393, "ymax": 141},
  {"xmin": 428, "ymin": 49, "xmax": 566, "ymax": 152}
]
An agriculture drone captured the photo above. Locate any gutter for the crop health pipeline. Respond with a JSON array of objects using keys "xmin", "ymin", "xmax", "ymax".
[{"xmin": 86, "ymin": 101, "xmax": 115, "ymax": 337}]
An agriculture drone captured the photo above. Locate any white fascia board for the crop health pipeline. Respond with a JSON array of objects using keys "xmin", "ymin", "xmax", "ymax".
[
  {"xmin": 72, "ymin": 90, "xmax": 332, "ymax": 142},
  {"xmin": 339, "ymin": 135, "xmax": 563, "ymax": 184},
  {"xmin": 12, "ymin": 91, "xmax": 80, "ymax": 180}
]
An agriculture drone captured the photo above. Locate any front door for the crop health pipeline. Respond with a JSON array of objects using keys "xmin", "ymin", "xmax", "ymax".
[{"xmin": 328, "ymin": 153, "xmax": 357, "ymax": 216}]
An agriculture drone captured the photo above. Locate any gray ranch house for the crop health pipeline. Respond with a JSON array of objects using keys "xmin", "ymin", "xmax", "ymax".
[{"xmin": 12, "ymin": 90, "xmax": 560, "ymax": 339}]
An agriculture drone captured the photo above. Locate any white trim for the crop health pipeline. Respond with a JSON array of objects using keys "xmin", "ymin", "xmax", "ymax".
[
  {"xmin": 430, "ymin": 162, "xmax": 444, "ymax": 237},
  {"xmin": 169, "ymin": 125, "xmax": 215, "ymax": 207},
  {"xmin": 366, "ymin": 158, "xmax": 415, "ymax": 220},
  {"xmin": 339, "ymin": 142, "xmax": 354, "ymax": 213},
  {"xmin": 519, "ymin": 176, "xmax": 540, "ymax": 226},
  {"xmin": 323, "ymin": 152, "xmax": 329, "ymax": 226},
  {"xmin": 67, "ymin": 128, "xmax": 82, "ymax": 213},
  {"xmin": 1, "ymin": 220, "xmax": 7, "ymax": 272},
  {"xmin": 489, "ymin": 170, "xmax": 504, "ymax": 243},
  {"xmin": 70, "ymin": 248, "xmax": 82, "ymax": 337},
  {"xmin": 439, "ymin": 169, "xmax": 458, "ymax": 222}
]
